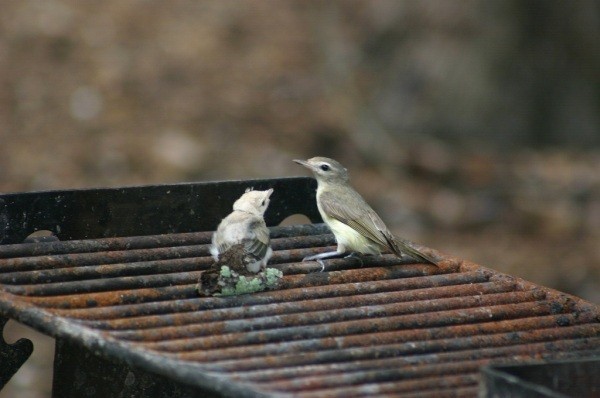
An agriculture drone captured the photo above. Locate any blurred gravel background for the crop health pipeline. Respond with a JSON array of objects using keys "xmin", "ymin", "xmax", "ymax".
[{"xmin": 1, "ymin": 1, "xmax": 598, "ymax": 397}]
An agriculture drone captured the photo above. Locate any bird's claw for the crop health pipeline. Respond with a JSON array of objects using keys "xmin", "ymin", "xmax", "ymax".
[
  {"xmin": 316, "ymin": 259, "xmax": 325, "ymax": 272},
  {"xmin": 344, "ymin": 252, "xmax": 364, "ymax": 266},
  {"xmin": 301, "ymin": 256, "xmax": 326, "ymax": 272}
]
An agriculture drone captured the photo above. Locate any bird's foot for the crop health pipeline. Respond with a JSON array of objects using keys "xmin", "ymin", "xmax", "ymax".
[
  {"xmin": 302, "ymin": 255, "xmax": 326, "ymax": 272},
  {"xmin": 303, "ymin": 251, "xmax": 344, "ymax": 272},
  {"xmin": 316, "ymin": 259, "xmax": 325, "ymax": 272},
  {"xmin": 344, "ymin": 252, "xmax": 364, "ymax": 266}
]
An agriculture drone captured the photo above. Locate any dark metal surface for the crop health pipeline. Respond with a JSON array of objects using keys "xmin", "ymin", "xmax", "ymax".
[
  {"xmin": 0, "ymin": 177, "xmax": 321, "ymax": 244},
  {"xmin": 481, "ymin": 357, "xmax": 600, "ymax": 398},
  {"xmin": 0, "ymin": 316, "xmax": 33, "ymax": 389},
  {"xmin": 52, "ymin": 339, "xmax": 220, "ymax": 398},
  {"xmin": 0, "ymin": 178, "xmax": 599, "ymax": 397}
]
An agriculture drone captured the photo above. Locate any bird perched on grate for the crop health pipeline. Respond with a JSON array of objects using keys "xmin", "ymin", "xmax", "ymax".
[
  {"xmin": 294, "ymin": 157, "xmax": 439, "ymax": 269},
  {"xmin": 210, "ymin": 188, "xmax": 274, "ymax": 273}
]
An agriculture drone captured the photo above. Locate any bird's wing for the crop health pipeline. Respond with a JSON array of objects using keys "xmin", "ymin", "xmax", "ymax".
[
  {"xmin": 319, "ymin": 190, "xmax": 391, "ymax": 249},
  {"xmin": 366, "ymin": 208, "xmax": 439, "ymax": 266},
  {"xmin": 213, "ymin": 217, "xmax": 233, "ymax": 255},
  {"xmin": 392, "ymin": 236, "xmax": 439, "ymax": 266},
  {"xmin": 321, "ymin": 190, "xmax": 439, "ymax": 266},
  {"xmin": 242, "ymin": 218, "xmax": 270, "ymax": 260}
]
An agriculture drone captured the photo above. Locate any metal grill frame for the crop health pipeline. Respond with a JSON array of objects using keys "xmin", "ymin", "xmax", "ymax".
[
  {"xmin": 0, "ymin": 177, "xmax": 599, "ymax": 397},
  {"xmin": 481, "ymin": 357, "xmax": 600, "ymax": 397},
  {"xmin": 0, "ymin": 177, "xmax": 321, "ymax": 244}
]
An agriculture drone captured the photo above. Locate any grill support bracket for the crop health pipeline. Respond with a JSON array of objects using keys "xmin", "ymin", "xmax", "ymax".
[{"xmin": 0, "ymin": 316, "xmax": 33, "ymax": 389}]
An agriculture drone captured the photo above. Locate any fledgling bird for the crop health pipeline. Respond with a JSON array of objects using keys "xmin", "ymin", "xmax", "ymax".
[
  {"xmin": 294, "ymin": 157, "xmax": 439, "ymax": 268},
  {"xmin": 210, "ymin": 188, "xmax": 274, "ymax": 273}
]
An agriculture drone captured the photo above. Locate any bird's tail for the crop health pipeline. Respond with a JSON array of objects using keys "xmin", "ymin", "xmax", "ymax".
[{"xmin": 387, "ymin": 235, "xmax": 440, "ymax": 266}]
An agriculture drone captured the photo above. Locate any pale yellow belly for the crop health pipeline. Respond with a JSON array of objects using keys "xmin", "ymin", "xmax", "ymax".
[{"xmin": 323, "ymin": 215, "xmax": 381, "ymax": 255}]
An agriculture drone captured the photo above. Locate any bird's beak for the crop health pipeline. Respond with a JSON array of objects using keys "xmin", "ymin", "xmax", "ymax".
[
  {"xmin": 266, "ymin": 188, "xmax": 274, "ymax": 197},
  {"xmin": 293, "ymin": 159, "xmax": 313, "ymax": 170}
]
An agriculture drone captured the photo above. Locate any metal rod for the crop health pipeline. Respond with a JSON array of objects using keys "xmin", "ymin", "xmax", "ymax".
[
  {"xmin": 282, "ymin": 374, "xmax": 479, "ymax": 398},
  {"xmin": 233, "ymin": 339, "xmax": 599, "ymax": 384},
  {"xmin": 241, "ymin": 343, "xmax": 598, "ymax": 392},
  {"xmin": 171, "ymin": 312, "xmax": 599, "ymax": 363},
  {"xmin": 0, "ymin": 224, "xmax": 330, "ymax": 258},
  {"xmin": 51, "ymin": 270, "xmax": 490, "ymax": 316},
  {"xmin": 192, "ymin": 329, "xmax": 600, "ymax": 373},
  {"xmin": 109, "ymin": 290, "xmax": 541, "ymax": 342},
  {"xmin": 84, "ymin": 280, "xmax": 514, "ymax": 331},
  {"xmin": 142, "ymin": 301, "xmax": 588, "ymax": 353}
]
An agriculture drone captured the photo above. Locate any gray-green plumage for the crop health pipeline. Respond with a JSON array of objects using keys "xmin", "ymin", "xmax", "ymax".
[{"xmin": 294, "ymin": 157, "xmax": 439, "ymax": 266}]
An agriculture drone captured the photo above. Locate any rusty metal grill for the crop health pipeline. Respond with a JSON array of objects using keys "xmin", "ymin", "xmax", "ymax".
[{"xmin": 0, "ymin": 178, "xmax": 599, "ymax": 397}]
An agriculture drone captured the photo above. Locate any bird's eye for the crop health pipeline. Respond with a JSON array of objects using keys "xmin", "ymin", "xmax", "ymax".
[
  {"xmin": 261, "ymin": 200, "xmax": 266, "ymax": 206},
  {"xmin": 320, "ymin": 164, "xmax": 330, "ymax": 171}
]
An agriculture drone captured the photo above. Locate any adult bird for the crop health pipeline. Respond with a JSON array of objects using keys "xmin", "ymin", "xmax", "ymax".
[{"xmin": 294, "ymin": 157, "xmax": 439, "ymax": 269}]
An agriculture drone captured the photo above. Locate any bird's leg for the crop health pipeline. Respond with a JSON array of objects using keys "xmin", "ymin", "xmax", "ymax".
[
  {"xmin": 303, "ymin": 251, "xmax": 344, "ymax": 262},
  {"xmin": 303, "ymin": 249, "xmax": 345, "ymax": 272}
]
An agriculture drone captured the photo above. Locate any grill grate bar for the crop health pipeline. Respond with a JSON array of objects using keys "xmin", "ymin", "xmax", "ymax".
[
  {"xmin": 249, "ymin": 359, "xmax": 485, "ymax": 394},
  {"xmin": 229, "ymin": 339, "xmax": 599, "ymax": 383},
  {"xmin": 171, "ymin": 312, "xmax": 598, "ymax": 362},
  {"xmin": 219, "ymin": 338, "xmax": 599, "ymax": 391},
  {"xmin": 222, "ymin": 331, "xmax": 598, "ymax": 376},
  {"xmin": 0, "ymin": 232, "xmax": 212, "ymax": 258},
  {"xmin": 0, "ymin": 224, "xmax": 330, "ymax": 258},
  {"xmin": 169, "ymin": 326, "xmax": 600, "ymax": 371},
  {"xmin": 1, "ymin": 256, "xmax": 446, "ymax": 299},
  {"xmin": 0, "ymin": 256, "xmax": 213, "ymax": 284},
  {"xmin": 273, "ymin": 252, "xmax": 443, "ymax": 274},
  {"xmin": 241, "ymin": 346, "xmax": 598, "ymax": 393},
  {"xmin": 109, "ymin": 290, "xmax": 541, "ymax": 342},
  {"xmin": 0, "ymin": 246, "xmax": 210, "ymax": 274},
  {"xmin": 23, "ymin": 284, "xmax": 200, "ymax": 309},
  {"xmin": 306, "ymin": 386, "xmax": 480, "ymax": 398},
  {"xmin": 254, "ymin": 344, "xmax": 598, "ymax": 397},
  {"xmin": 3, "ymin": 270, "xmax": 205, "ymax": 296},
  {"xmin": 141, "ymin": 300, "xmax": 581, "ymax": 353},
  {"xmin": 0, "ymin": 241, "xmax": 342, "ymax": 287},
  {"xmin": 284, "ymin": 374, "xmax": 480, "ymax": 398},
  {"xmin": 82, "ymin": 280, "xmax": 516, "ymax": 330},
  {"xmin": 49, "ymin": 270, "xmax": 488, "ymax": 318},
  {"xmin": 402, "ymin": 388, "xmax": 480, "ymax": 398},
  {"xmin": 0, "ymin": 234, "xmax": 335, "ymax": 275}
]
